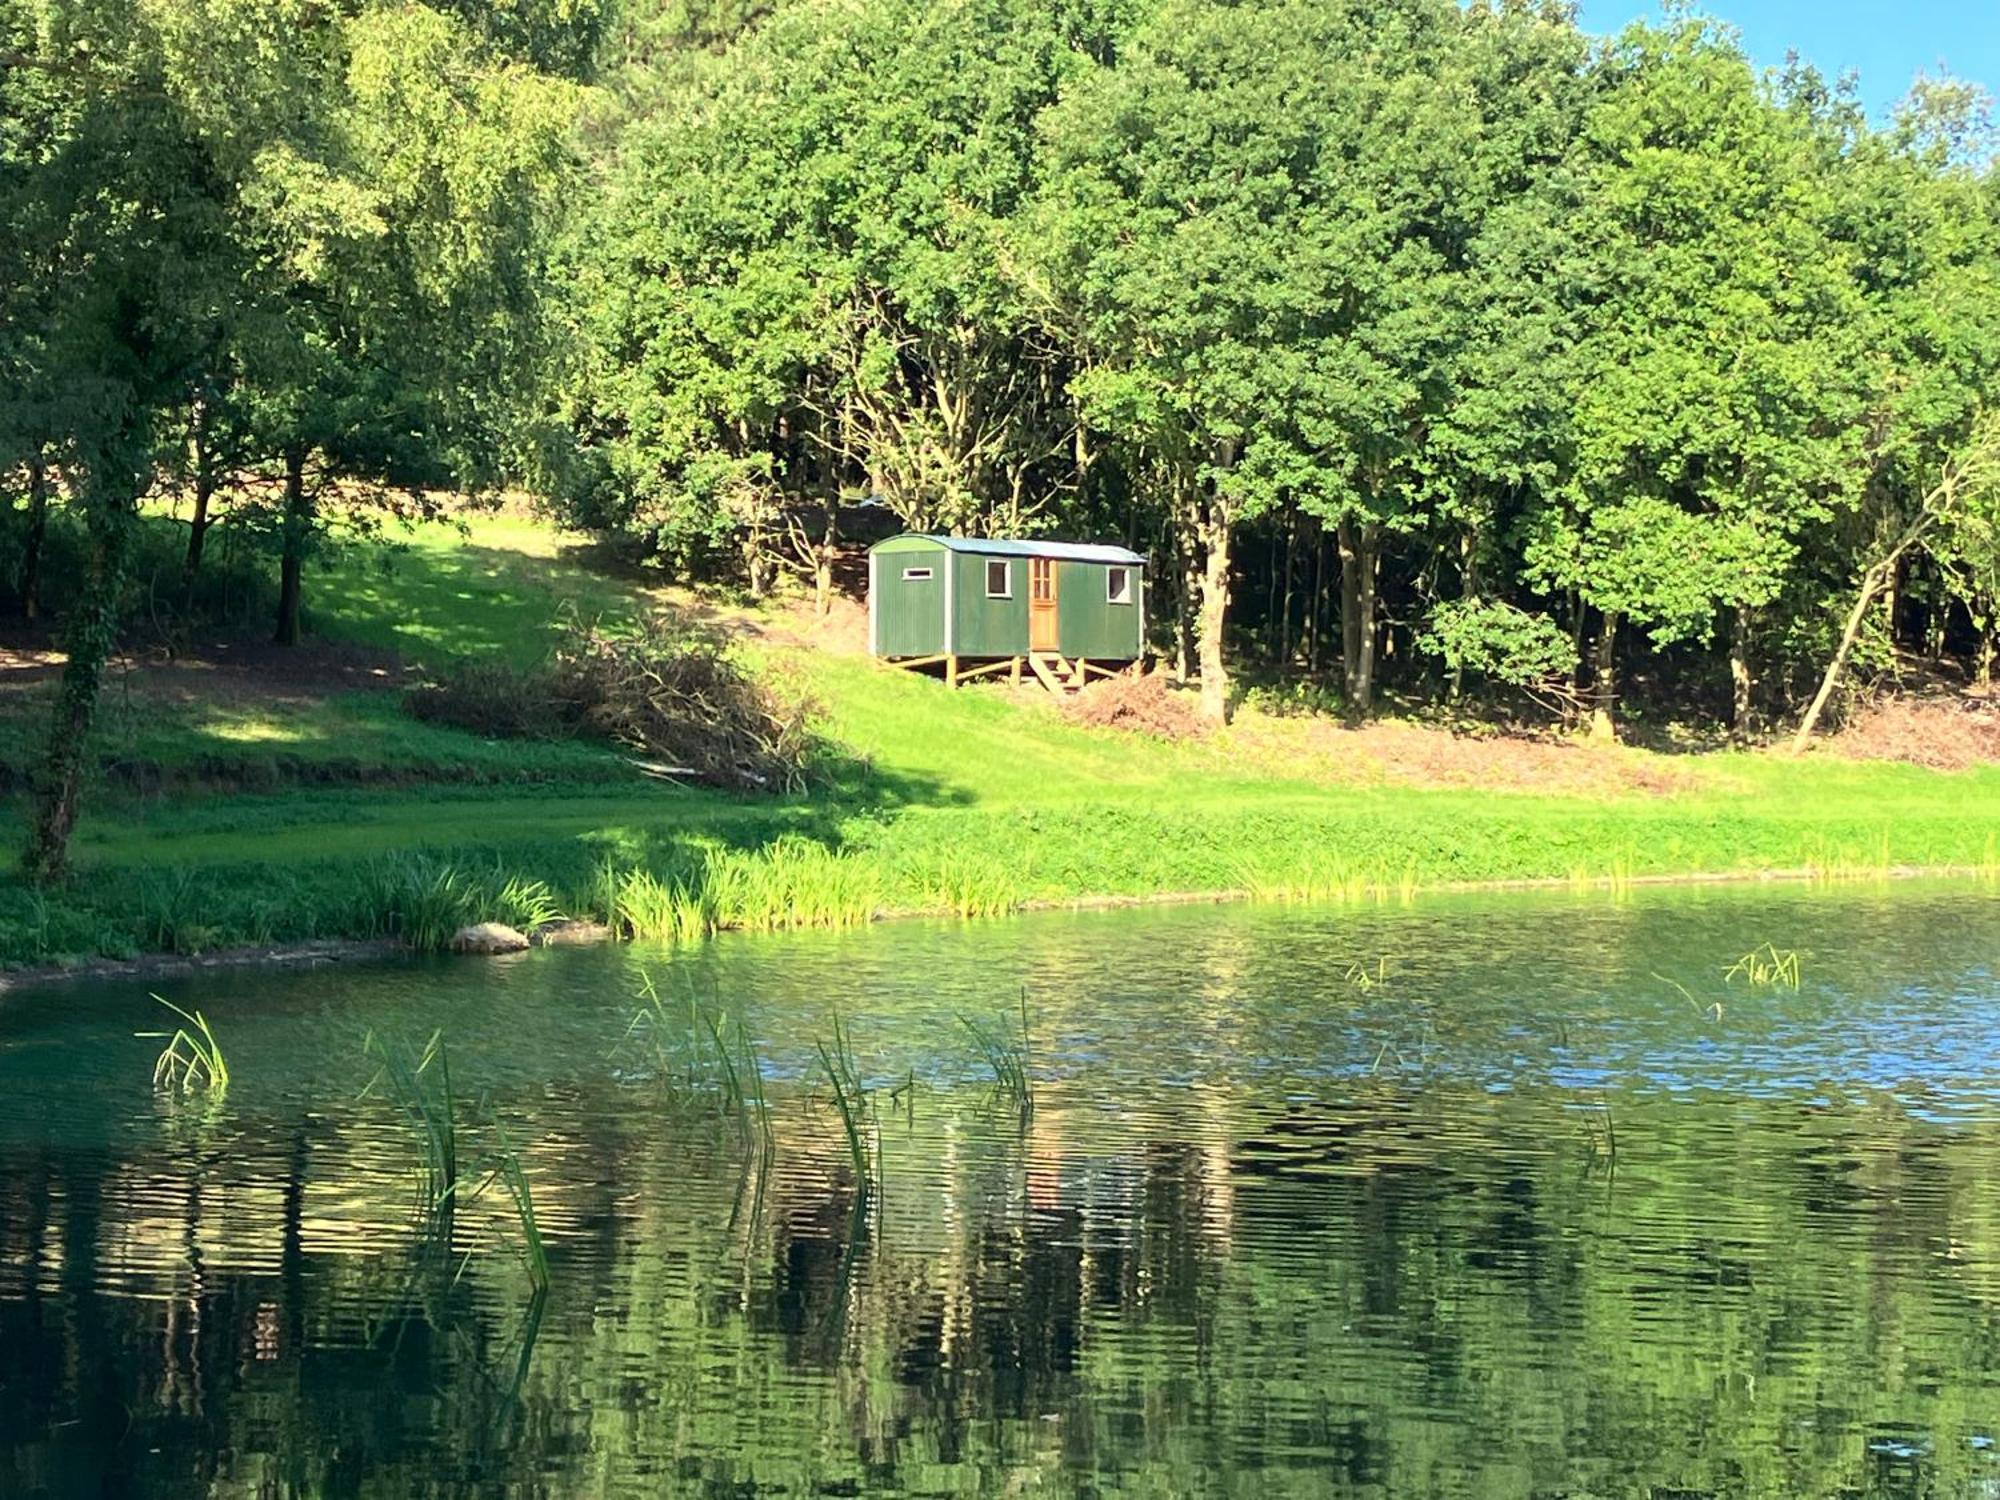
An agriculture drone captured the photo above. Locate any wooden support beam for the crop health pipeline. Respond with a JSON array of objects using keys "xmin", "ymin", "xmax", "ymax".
[
  {"xmin": 1009, "ymin": 655, "xmax": 1022, "ymax": 687},
  {"xmin": 1072, "ymin": 657, "xmax": 1090, "ymax": 685},
  {"xmin": 953, "ymin": 658, "xmax": 1014, "ymax": 683},
  {"xmin": 889, "ymin": 653, "xmax": 949, "ymax": 672},
  {"xmin": 945, "ymin": 653, "xmax": 958, "ymax": 689}
]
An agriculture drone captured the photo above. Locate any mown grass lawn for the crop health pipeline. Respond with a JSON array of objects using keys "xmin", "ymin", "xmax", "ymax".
[{"xmin": 5, "ymin": 512, "xmax": 1999, "ymax": 969}]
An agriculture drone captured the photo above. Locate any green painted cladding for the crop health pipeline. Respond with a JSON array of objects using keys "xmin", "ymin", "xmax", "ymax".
[
  {"xmin": 869, "ymin": 536, "xmax": 1144, "ymax": 661},
  {"xmin": 1056, "ymin": 560, "xmax": 1144, "ymax": 660},
  {"xmin": 951, "ymin": 552, "xmax": 1029, "ymax": 656},
  {"xmin": 872, "ymin": 538, "xmax": 946, "ymax": 656}
]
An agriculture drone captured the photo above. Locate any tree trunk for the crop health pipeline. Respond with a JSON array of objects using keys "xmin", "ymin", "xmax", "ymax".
[
  {"xmin": 23, "ymin": 492, "xmax": 134, "ymax": 882},
  {"xmin": 182, "ymin": 461, "xmax": 216, "ymax": 612},
  {"xmin": 1448, "ymin": 527, "xmax": 1478, "ymax": 706},
  {"xmin": 1277, "ymin": 507, "xmax": 1296, "ymax": 672},
  {"xmin": 1790, "ymin": 563, "xmax": 1891, "ymax": 754},
  {"xmin": 1173, "ymin": 507, "xmax": 1199, "ymax": 684},
  {"xmin": 1337, "ymin": 519, "xmax": 1360, "ymax": 700},
  {"xmin": 1196, "ymin": 491, "xmax": 1232, "ymax": 724},
  {"xmin": 19, "ymin": 455, "xmax": 49, "ymax": 623},
  {"xmin": 1882, "ymin": 560, "xmax": 1899, "ymax": 670},
  {"xmin": 814, "ymin": 497, "xmax": 838, "ymax": 618},
  {"xmin": 1568, "ymin": 589, "xmax": 1586, "ymax": 693},
  {"xmin": 182, "ymin": 394, "xmax": 214, "ymax": 604},
  {"xmin": 1343, "ymin": 523, "xmax": 1380, "ymax": 715},
  {"xmin": 1729, "ymin": 603, "xmax": 1755, "ymax": 740},
  {"xmin": 743, "ymin": 520, "xmax": 770, "ymax": 600},
  {"xmin": 1307, "ymin": 522, "xmax": 1324, "ymax": 675},
  {"xmin": 273, "ymin": 444, "xmax": 309, "ymax": 647},
  {"xmin": 1589, "ymin": 609, "xmax": 1619, "ymax": 742}
]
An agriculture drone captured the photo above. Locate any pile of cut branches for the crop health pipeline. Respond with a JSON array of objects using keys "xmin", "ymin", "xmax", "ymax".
[
  {"xmin": 408, "ymin": 614, "xmax": 825, "ymax": 793},
  {"xmin": 551, "ymin": 617, "xmax": 822, "ymax": 791}
]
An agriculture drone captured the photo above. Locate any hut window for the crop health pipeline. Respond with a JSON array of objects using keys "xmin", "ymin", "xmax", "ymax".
[
  {"xmin": 985, "ymin": 559, "xmax": 1012, "ymax": 598},
  {"xmin": 901, "ymin": 567, "xmax": 933, "ymax": 582},
  {"xmin": 1106, "ymin": 566, "xmax": 1134, "ymax": 605}
]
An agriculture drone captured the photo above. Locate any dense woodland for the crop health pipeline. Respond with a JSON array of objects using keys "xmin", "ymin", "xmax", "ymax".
[{"xmin": 5, "ymin": 0, "xmax": 2000, "ymax": 877}]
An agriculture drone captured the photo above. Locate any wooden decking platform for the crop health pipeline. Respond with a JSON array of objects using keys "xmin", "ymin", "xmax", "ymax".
[{"xmin": 884, "ymin": 653, "xmax": 1124, "ymax": 693}]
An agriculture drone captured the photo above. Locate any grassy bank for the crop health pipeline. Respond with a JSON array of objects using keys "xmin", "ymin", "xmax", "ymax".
[{"xmin": 6, "ymin": 515, "xmax": 2000, "ymax": 969}]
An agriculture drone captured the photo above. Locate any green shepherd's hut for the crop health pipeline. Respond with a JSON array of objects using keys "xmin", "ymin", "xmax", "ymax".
[{"xmin": 867, "ymin": 534, "xmax": 1146, "ymax": 690}]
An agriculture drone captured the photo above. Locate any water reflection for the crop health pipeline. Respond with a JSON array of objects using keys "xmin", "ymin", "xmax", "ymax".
[{"xmin": 3, "ymin": 885, "xmax": 2000, "ymax": 1496}]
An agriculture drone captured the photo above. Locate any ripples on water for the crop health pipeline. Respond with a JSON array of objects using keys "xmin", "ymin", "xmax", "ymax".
[{"xmin": 3, "ymin": 883, "xmax": 2000, "ymax": 1497}]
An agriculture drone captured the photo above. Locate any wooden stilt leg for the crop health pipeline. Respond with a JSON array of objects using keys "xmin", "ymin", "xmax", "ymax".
[
  {"xmin": 1010, "ymin": 656, "xmax": 1022, "ymax": 687},
  {"xmin": 945, "ymin": 653, "xmax": 958, "ymax": 689}
]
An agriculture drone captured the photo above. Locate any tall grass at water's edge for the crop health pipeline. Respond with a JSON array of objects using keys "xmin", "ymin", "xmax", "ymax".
[{"xmin": 12, "ymin": 794, "xmax": 2000, "ymax": 969}]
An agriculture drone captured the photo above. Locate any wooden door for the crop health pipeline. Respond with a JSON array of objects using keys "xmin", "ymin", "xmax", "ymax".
[{"xmin": 1029, "ymin": 557, "xmax": 1058, "ymax": 652}]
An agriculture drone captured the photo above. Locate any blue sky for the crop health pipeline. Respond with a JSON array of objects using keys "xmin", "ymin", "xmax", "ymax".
[{"xmin": 1578, "ymin": 1, "xmax": 2000, "ymax": 118}]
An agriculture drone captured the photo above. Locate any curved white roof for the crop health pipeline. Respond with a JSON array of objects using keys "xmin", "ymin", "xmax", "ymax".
[{"xmin": 872, "ymin": 534, "xmax": 1146, "ymax": 566}]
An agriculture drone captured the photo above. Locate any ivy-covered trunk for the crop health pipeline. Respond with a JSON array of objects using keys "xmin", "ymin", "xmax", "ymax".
[
  {"xmin": 273, "ymin": 444, "xmax": 309, "ymax": 646},
  {"xmin": 1196, "ymin": 492, "xmax": 1232, "ymax": 723},
  {"xmin": 1729, "ymin": 604, "xmax": 1755, "ymax": 738},
  {"xmin": 23, "ymin": 489, "xmax": 134, "ymax": 883},
  {"xmin": 1589, "ymin": 609, "xmax": 1619, "ymax": 742},
  {"xmin": 182, "ymin": 395, "xmax": 215, "ymax": 600},
  {"xmin": 19, "ymin": 456, "xmax": 49, "ymax": 622},
  {"xmin": 813, "ymin": 497, "xmax": 838, "ymax": 618}
]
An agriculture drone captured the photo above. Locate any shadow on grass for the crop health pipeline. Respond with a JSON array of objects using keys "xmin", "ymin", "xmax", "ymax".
[{"xmin": 314, "ymin": 541, "xmax": 650, "ymax": 669}]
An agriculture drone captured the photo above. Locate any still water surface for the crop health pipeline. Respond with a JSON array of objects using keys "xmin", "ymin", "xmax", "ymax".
[{"xmin": 4, "ymin": 884, "xmax": 2000, "ymax": 1497}]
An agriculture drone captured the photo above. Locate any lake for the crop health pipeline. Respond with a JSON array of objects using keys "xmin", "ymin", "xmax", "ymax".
[{"xmin": 3, "ymin": 882, "xmax": 1999, "ymax": 1498}]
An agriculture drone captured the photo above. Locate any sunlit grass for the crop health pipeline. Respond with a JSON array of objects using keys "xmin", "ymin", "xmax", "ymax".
[{"xmin": 11, "ymin": 512, "xmax": 2000, "ymax": 968}]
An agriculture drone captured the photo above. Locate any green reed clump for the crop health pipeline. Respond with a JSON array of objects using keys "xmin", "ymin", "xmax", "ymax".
[
  {"xmin": 619, "ymin": 970, "xmax": 774, "ymax": 1150},
  {"xmin": 490, "ymin": 875, "xmax": 564, "ymax": 933},
  {"xmin": 708, "ymin": 839, "xmax": 880, "ymax": 932},
  {"xmin": 598, "ymin": 866, "xmax": 711, "ymax": 942},
  {"xmin": 960, "ymin": 990, "xmax": 1034, "ymax": 1118},
  {"xmin": 1724, "ymin": 943, "xmax": 1803, "ymax": 990},
  {"xmin": 364, "ymin": 1028, "xmax": 461, "ymax": 1227},
  {"xmin": 481, "ymin": 1118, "xmax": 550, "ymax": 1294},
  {"xmin": 816, "ymin": 1011, "xmax": 874, "ymax": 1192},
  {"xmin": 1340, "ymin": 957, "xmax": 1391, "ymax": 991},
  {"xmin": 137, "ymin": 869, "xmax": 223, "ymax": 956},
  {"xmin": 1240, "ymin": 853, "xmax": 1420, "ymax": 907},
  {"xmin": 915, "ymin": 852, "xmax": 1019, "ymax": 920},
  {"xmin": 365, "ymin": 857, "xmax": 566, "ymax": 951},
  {"xmin": 140, "ymin": 995, "xmax": 230, "ymax": 1094},
  {"xmin": 363, "ymin": 1028, "xmax": 556, "ymax": 1291},
  {"xmin": 1655, "ymin": 971, "xmax": 1725, "ymax": 1022},
  {"xmin": 1803, "ymin": 830, "xmax": 1895, "ymax": 885},
  {"xmin": 371, "ymin": 856, "xmax": 480, "ymax": 952},
  {"xmin": 1577, "ymin": 1093, "xmax": 1617, "ymax": 1171}
]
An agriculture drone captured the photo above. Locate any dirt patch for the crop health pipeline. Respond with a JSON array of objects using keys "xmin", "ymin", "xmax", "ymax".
[
  {"xmin": 1062, "ymin": 671, "xmax": 1210, "ymax": 740},
  {"xmin": 1827, "ymin": 693, "xmax": 2000, "ymax": 770},
  {"xmin": 1238, "ymin": 714, "xmax": 1702, "ymax": 796},
  {"xmin": 0, "ymin": 628, "xmax": 410, "ymax": 706}
]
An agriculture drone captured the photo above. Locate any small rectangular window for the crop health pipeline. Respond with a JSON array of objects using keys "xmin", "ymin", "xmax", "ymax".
[
  {"xmin": 985, "ymin": 559, "xmax": 1012, "ymax": 598},
  {"xmin": 1106, "ymin": 566, "xmax": 1134, "ymax": 605},
  {"xmin": 902, "ymin": 567, "xmax": 933, "ymax": 582}
]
